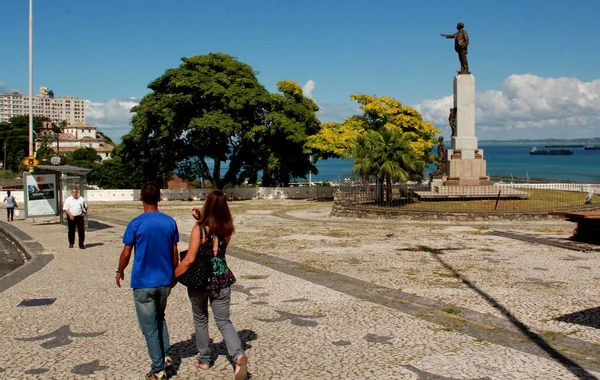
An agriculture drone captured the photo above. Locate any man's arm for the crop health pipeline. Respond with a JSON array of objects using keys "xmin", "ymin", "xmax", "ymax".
[
  {"xmin": 115, "ymin": 245, "xmax": 133, "ymax": 287},
  {"xmin": 441, "ymin": 33, "xmax": 456, "ymax": 39},
  {"xmin": 172, "ymin": 243, "xmax": 179, "ymax": 270}
]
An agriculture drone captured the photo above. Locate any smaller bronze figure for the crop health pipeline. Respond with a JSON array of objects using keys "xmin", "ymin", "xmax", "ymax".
[
  {"xmin": 431, "ymin": 136, "xmax": 447, "ymax": 177},
  {"xmin": 448, "ymin": 107, "xmax": 457, "ymax": 137},
  {"xmin": 441, "ymin": 22, "xmax": 469, "ymax": 74}
]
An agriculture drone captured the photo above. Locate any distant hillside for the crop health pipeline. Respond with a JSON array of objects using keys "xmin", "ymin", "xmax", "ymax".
[{"xmin": 97, "ymin": 130, "xmax": 116, "ymax": 146}]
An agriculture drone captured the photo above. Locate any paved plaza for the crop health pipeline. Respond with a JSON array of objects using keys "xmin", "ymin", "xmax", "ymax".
[{"xmin": 1, "ymin": 199, "xmax": 600, "ymax": 379}]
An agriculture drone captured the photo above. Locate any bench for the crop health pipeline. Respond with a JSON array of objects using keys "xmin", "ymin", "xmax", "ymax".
[{"xmin": 549, "ymin": 212, "xmax": 600, "ymax": 245}]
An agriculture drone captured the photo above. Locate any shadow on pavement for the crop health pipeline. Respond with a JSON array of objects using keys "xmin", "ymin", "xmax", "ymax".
[
  {"xmin": 555, "ymin": 307, "xmax": 600, "ymax": 329},
  {"xmin": 419, "ymin": 245, "xmax": 598, "ymax": 380}
]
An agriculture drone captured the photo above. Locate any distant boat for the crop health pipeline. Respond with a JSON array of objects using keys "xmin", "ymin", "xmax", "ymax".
[
  {"xmin": 584, "ymin": 145, "xmax": 600, "ymax": 150},
  {"xmin": 530, "ymin": 146, "xmax": 574, "ymax": 155}
]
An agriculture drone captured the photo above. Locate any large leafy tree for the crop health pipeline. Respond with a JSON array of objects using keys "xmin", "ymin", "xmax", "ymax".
[
  {"xmin": 120, "ymin": 53, "xmax": 271, "ymax": 189},
  {"xmin": 258, "ymin": 81, "xmax": 321, "ymax": 186},
  {"xmin": 306, "ymin": 94, "xmax": 440, "ymax": 178}
]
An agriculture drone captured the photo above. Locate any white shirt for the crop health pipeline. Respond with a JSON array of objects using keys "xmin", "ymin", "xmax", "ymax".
[{"xmin": 63, "ymin": 196, "xmax": 87, "ymax": 216}]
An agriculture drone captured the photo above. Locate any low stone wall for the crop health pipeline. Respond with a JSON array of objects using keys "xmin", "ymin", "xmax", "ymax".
[{"xmin": 86, "ymin": 186, "xmax": 336, "ymax": 202}]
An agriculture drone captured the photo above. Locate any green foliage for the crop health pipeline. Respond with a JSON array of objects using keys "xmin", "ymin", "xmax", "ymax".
[
  {"xmin": 63, "ymin": 147, "xmax": 102, "ymax": 168},
  {"xmin": 117, "ymin": 53, "xmax": 322, "ymax": 189},
  {"xmin": 87, "ymin": 146, "xmax": 145, "ymax": 189},
  {"xmin": 306, "ymin": 94, "xmax": 440, "ymax": 183},
  {"xmin": 259, "ymin": 81, "xmax": 321, "ymax": 187},
  {"xmin": 0, "ymin": 116, "xmax": 49, "ymax": 173}
]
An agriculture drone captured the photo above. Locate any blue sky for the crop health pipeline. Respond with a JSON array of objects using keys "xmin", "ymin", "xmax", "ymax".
[{"xmin": 1, "ymin": 0, "xmax": 599, "ymax": 141}]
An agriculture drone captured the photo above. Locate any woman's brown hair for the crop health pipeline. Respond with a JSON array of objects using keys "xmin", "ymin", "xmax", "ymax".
[{"xmin": 198, "ymin": 190, "xmax": 235, "ymax": 238}]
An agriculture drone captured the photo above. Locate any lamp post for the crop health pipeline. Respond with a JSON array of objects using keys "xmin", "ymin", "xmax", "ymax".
[{"xmin": 28, "ymin": 0, "xmax": 34, "ymax": 160}]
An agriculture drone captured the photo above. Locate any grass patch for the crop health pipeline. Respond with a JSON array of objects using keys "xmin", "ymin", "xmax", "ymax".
[
  {"xmin": 434, "ymin": 271, "xmax": 458, "ymax": 278},
  {"xmin": 443, "ymin": 307, "xmax": 463, "ymax": 315},
  {"xmin": 540, "ymin": 331, "xmax": 565, "ymax": 342},
  {"xmin": 356, "ymin": 188, "xmax": 589, "ymax": 213},
  {"xmin": 241, "ymin": 275, "xmax": 270, "ymax": 280},
  {"xmin": 480, "ymin": 248, "xmax": 496, "ymax": 252},
  {"xmin": 323, "ymin": 230, "xmax": 354, "ymax": 238}
]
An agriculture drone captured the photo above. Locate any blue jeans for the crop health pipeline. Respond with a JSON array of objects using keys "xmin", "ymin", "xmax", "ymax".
[
  {"xmin": 187, "ymin": 286, "xmax": 245, "ymax": 365},
  {"xmin": 133, "ymin": 286, "xmax": 172, "ymax": 373}
]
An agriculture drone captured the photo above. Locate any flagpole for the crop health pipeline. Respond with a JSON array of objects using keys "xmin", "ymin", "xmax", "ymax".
[{"xmin": 28, "ymin": 0, "xmax": 34, "ymax": 158}]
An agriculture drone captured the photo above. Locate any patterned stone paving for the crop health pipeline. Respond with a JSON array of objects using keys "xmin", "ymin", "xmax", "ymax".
[{"xmin": 0, "ymin": 200, "xmax": 599, "ymax": 379}]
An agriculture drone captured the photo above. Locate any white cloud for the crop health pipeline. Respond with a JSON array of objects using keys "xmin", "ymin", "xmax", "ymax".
[
  {"xmin": 85, "ymin": 98, "xmax": 138, "ymax": 142},
  {"xmin": 415, "ymin": 74, "xmax": 600, "ymax": 140},
  {"xmin": 302, "ymin": 80, "xmax": 315, "ymax": 99}
]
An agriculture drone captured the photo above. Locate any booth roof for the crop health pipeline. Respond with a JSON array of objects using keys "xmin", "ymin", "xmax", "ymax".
[{"xmin": 35, "ymin": 165, "xmax": 92, "ymax": 176}]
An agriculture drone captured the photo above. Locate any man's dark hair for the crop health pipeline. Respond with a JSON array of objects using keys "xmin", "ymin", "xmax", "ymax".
[{"xmin": 141, "ymin": 182, "xmax": 161, "ymax": 205}]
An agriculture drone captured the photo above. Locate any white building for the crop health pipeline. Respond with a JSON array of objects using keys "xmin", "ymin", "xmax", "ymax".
[
  {"xmin": 35, "ymin": 122, "xmax": 114, "ymax": 161},
  {"xmin": 0, "ymin": 86, "xmax": 86, "ymax": 124}
]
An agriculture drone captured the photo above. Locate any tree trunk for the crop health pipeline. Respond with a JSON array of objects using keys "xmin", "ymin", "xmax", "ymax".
[
  {"xmin": 375, "ymin": 176, "xmax": 384, "ymax": 205},
  {"xmin": 213, "ymin": 158, "xmax": 222, "ymax": 190},
  {"xmin": 386, "ymin": 176, "xmax": 392, "ymax": 206}
]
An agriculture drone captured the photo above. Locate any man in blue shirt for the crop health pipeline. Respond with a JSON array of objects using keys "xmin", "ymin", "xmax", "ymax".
[{"xmin": 115, "ymin": 182, "xmax": 179, "ymax": 380}]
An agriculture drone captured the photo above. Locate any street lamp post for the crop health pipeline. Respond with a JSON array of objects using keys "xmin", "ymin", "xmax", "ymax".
[{"xmin": 28, "ymin": 0, "xmax": 34, "ymax": 160}]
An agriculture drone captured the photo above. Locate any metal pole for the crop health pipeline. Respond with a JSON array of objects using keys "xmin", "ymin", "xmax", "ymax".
[{"xmin": 28, "ymin": 0, "xmax": 34, "ymax": 159}]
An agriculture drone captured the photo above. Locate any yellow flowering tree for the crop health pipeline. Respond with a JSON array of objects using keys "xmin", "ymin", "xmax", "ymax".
[{"xmin": 306, "ymin": 94, "xmax": 441, "ymax": 179}]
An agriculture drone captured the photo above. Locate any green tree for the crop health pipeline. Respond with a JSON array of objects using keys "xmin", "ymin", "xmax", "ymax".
[
  {"xmin": 306, "ymin": 94, "xmax": 440, "ymax": 177},
  {"xmin": 0, "ymin": 116, "xmax": 48, "ymax": 172},
  {"xmin": 352, "ymin": 129, "xmax": 424, "ymax": 205},
  {"xmin": 258, "ymin": 81, "xmax": 321, "ymax": 186},
  {"xmin": 64, "ymin": 147, "xmax": 101, "ymax": 168},
  {"xmin": 120, "ymin": 53, "xmax": 271, "ymax": 189}
]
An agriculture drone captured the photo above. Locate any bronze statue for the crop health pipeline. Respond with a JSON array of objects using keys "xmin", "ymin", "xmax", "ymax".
[
  {"xmin": 441, "ymin": 22, "xmax": 469, "ymax": 74},
  {"xmin": 431, "ymin": 136, "xmax": 447, "ymax": 177},
  {"xmin": 448, "ymin": 107, "xmax": 457, "ymax": 136}
]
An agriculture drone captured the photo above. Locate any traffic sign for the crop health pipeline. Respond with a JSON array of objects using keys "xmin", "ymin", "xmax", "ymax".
[{"xmin": 23, "ymin": 156, "xmax": 39, "ymax": 166}]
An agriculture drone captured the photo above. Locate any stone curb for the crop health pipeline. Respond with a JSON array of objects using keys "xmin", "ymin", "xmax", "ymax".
[{"xmin": 0, "ymin": 221, "xmax": 53, "ymax": 293}]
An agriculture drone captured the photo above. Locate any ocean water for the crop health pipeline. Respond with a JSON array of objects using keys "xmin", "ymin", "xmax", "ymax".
[
  {"xmin": 203, "ymin": 144, "xmax": 600, "ymax": 184},
  {"xmin": 307, "ymin": 144, "xmax": 600, "ymax": 183}
]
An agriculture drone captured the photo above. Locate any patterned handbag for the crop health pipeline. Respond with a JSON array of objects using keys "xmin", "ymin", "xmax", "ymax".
[{"xmin": 177, "ymin": 249, "xmax": 212, "ymax": 288}]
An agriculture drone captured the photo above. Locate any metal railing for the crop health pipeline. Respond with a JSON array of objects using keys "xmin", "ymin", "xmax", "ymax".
[{"xmin": 333, "ymin": 170, "xmax": 600, "ymax": 213}]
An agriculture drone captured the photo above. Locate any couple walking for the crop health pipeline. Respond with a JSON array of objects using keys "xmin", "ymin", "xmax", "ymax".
[{"xmin": 116, "ymin": 182, "xmax": 248, "ymax": 380}]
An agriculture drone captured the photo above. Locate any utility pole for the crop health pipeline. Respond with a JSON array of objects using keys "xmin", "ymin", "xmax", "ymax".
[{"xmin": 28, "ymin": 0, "xmax": 34, "ymax": 160}]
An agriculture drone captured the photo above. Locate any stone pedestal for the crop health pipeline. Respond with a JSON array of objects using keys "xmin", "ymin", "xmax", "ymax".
[{"xmin": 444, "ymin": 74, "xmax": 491, "ymax": 186}]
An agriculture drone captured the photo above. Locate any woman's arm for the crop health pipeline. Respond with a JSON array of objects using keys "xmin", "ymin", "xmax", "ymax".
[{"xmin": 174, "ymin": 224, "xmax": 201, "ymax": 278}]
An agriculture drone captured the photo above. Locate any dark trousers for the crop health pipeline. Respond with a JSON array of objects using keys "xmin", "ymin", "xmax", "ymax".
[
  {"xmin": 6, "ymin": 207, "xmax": 14, "ymax": 221},
  {"xmin": 67, "ymin": 215, "xmax": 85, "ymax": 247},
  {"xmin": 458, "ymin": 49, "xmax": 469, "ymax": 72}
]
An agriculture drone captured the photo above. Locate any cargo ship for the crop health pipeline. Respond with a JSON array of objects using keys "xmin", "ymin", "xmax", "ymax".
[
  {"xmin": 584, "ymin": 145, "xmax": 600, "ymax": 150},
  {"xmin": 530, "ymin": 146, "xmax": 574, "ymax": 155}
]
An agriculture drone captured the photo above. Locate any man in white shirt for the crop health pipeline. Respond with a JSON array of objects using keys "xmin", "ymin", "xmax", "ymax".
[{"xmin": 63, "ymin": 188, "xmax": 88, "ymax": 249}]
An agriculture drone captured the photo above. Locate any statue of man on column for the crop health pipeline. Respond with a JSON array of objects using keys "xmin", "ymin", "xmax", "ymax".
[{"xmin": 441, "ymin": 22, "xmax": 470, "ymax": 74}]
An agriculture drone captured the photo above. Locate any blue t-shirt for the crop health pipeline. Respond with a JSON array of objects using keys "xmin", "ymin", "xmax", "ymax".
[{"xmin": 123, "ymin": 212, "xmax": 179, "ymax": 289}]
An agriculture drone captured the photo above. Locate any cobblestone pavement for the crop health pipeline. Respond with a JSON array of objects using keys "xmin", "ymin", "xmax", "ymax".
[{"xmin": 0, "ymin": 200, "xmax": 599, "ymax": 379}]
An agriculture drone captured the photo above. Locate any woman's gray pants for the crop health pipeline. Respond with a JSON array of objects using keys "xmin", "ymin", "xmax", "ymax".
[{"xmin": 187, "ymin": 286, "xmax": 245, "ymax": 365}]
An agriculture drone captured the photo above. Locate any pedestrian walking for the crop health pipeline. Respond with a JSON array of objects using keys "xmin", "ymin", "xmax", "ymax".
[
  {"xmin": 175, "ymin": 190, "xmax": 248, "ymax": 380},
  {"xmin": 3, "ymin": 190, "xmax": 18, "ymax": 221},
  {"xmin": 63, "ymin": 188, "xmax": 87, "ymax": 249},
  {"xmin": 115, "ymin": 182, "xmax": 179, "ymax": 380}
]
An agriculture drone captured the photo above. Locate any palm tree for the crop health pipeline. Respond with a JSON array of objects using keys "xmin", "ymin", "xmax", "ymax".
[{"xmin": 351, "ymin": 129, "xmax": 425, "ymax": 206}]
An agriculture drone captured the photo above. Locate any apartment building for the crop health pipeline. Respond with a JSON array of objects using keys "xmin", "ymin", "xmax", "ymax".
[{"xmin": 0, "ymin": 86, "xmax": 86, "ymax": 124}]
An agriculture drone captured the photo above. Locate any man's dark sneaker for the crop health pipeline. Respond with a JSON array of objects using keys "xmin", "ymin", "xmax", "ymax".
[
  {"xmin": 145, "ymin": 370, "xmax": 167, "ymax": 380},
  {"xmin": 69, "ymin": 245, "xmax": 74, "ymax": 248},
  {"xmin": 79, "ymin": 245, "xmax": 85, "ymax": 249}
]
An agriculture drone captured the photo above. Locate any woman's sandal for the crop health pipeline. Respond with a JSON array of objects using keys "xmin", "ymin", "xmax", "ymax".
[
  {"xmin": 234, "ymin": 355, "xmax": 248, "ymax": 380},
  {"xmin": 193, "ymin": 361, "xmax": 210, "ymax": 370}
]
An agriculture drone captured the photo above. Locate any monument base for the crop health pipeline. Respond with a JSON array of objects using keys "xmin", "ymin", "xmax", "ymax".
[{"xmin": 444, "ymin": 148, "xmax": 491, "ymax": 186}]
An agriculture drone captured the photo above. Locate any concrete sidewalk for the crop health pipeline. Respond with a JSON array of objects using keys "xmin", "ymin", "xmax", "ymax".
[{"xmin": 0, "ymin": 200, "xmax": 599, "ymax": 379}]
